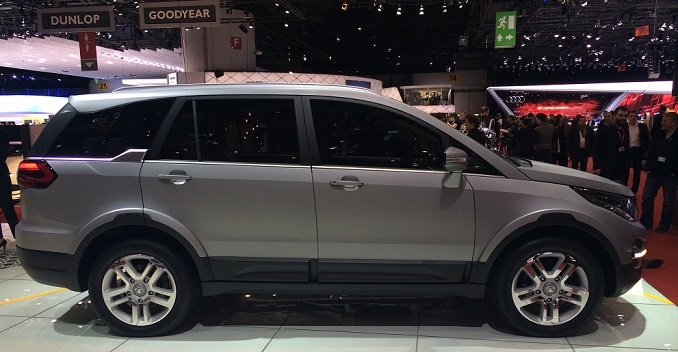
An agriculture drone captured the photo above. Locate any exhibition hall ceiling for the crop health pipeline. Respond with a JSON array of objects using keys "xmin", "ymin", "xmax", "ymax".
[{"xmin": 0, "ymin": 0, "xmax": 676, "ymax": 80}]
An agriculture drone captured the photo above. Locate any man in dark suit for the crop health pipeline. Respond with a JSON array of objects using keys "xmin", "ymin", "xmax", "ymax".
[
  {"xmin": 627, "ymin": 110, "xmax": 650, "ymax": 193},
  {"xmin": 650, "ymin": 104, "xmax": 668, "ymax": 138},
  {"xmin": 0, "ymin": 128, "xmax": 18, "ymax": 241},
  {"xmin": 568, "ymin": 115, "xmax": 595, "ymax": 172},
  {"xmin": 640, "ymin": 111, "xmax": 678, "ymax": 232},
  {"xmin": 554, "ymin": 115, "xmax": 570, "ymax": 166},
  {"xmin": 592, "ymin": 106, "xmax": 630, "ymax": 184}
]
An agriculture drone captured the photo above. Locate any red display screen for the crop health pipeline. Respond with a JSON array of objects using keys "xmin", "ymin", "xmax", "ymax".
[
  {"xmin": 496, "ymin": 91, "xmax": 617, "ymax": 117},
  {"xmin": 618, "ymin": 94, "xmax": 677, "ymax": 115}
]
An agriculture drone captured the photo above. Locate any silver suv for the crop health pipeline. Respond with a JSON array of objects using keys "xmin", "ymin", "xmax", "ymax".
[{"xmin": 16, "ymin": 83, "xmax": 645, "ymax": 337}]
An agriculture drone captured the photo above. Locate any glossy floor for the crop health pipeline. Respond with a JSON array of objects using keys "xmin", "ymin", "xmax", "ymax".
[{"xmin": 0, "ymin": 247, "xmax": 676, "ymax": 352}]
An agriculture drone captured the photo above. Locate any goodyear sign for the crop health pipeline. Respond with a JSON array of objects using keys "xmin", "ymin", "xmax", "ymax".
[
  {"xmin": 139, "ymin": 0, "xmax": 220, "ymax": 29},
  {"xmin": 37, "ymin": 6, "xmax": 114, "ymax": 33}
]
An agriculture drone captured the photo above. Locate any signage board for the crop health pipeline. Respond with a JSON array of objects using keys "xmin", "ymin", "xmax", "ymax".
[
  {"xmin": 81, "ymin": 59, "xmax": 99, "ymax": 72},
  {"xmin": 37, "ymin": 6, "xmax": 114, "ymax": 33},
  {"xmin": 231, "ymin": 37, "xmax": 242, "ymax": 50},
  {"xmin": 78, "ymin": 32, "xmax": 97, "ymax": 60},
  {"xmin": 495, "ymin": 11, "xmax": 517, "ymax": 49},
  {"xmin": 139, "ymin": 0, "xmax": 220, "ymax": 29}
]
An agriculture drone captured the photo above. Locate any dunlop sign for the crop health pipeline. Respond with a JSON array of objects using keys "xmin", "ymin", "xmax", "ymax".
[
  {"xmin": 37, "ymin": 6, "xmax": 114, "ymax": 33},
  {"xmin": 139, "ymin": 0, "xmax": 220, "ymax": 29}
]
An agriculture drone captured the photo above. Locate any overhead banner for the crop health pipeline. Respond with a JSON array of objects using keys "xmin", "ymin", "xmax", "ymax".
[
  {"xmin": 495, "ymin": 11, "xmax": 517, "ymax": 49},
  {"xmin": 37, "ymin": 6, "xmax": 114, "ymax": 33},
  {"xmin": 139, "ymin": 0, "xmax": 220, "ymax": 29}
]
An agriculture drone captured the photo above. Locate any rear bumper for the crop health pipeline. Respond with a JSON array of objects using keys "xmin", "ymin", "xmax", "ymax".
[{"xmin": 17, "ymin": 246, "xmax": 84, "ymax": 292}]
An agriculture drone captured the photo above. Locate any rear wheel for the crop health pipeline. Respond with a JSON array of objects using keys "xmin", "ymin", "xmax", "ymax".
[
  {"xmin": 491, "ymin": 237, "xmax": 604, "ymax": 337},
  {"xmin": 88, "ymin": 239, "xmax": 199, "ymax": 336}
]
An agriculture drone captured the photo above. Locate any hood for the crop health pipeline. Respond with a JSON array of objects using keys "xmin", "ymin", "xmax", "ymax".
[{"xmin": 517, "ymin": 160, "xmax": 634, "ymax": 197}]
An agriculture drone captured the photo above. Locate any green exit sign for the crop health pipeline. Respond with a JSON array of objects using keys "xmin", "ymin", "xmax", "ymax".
[{"xmin": 495, "ymin": 11, "xmax": 517, "ymax": 49}]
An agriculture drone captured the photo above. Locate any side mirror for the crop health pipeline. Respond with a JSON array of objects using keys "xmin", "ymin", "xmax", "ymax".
[{"xmin": 443, "ymin": 147, "xmax": 468, "ymax": 188}]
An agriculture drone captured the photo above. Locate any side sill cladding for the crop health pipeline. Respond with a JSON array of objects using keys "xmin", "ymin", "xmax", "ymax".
[{"xmin": 467, "ymin": 213, "xmax": 621, "ymax": 286}]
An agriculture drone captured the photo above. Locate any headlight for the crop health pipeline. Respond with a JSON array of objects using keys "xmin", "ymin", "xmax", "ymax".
[{"xmin": 571, "ymin": 187, "xmax": 636, "ymax": 221}]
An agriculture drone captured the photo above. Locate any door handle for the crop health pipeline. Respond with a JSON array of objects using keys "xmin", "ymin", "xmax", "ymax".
[
  {"xmin": 330, "ymin": 176, "xmax": 364, "ymax": 191},
  {"xmin": 158, "ymin": 171, "xmax": 192, "ymax": 185}
]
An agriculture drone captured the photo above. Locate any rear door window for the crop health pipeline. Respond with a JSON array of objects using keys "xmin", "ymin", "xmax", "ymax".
[{"xmin": 158, "ymin": 98, "xmax": 300, "ymax": 164}]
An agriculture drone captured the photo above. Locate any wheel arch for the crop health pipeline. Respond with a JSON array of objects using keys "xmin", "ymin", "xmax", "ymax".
[
  {"xmin": 73, "ymin": 213, "xmax": 213, "ymax": 292},
  {"xmin": 470, "ymin": 213, "xmax": 622, "ymax": 297}
]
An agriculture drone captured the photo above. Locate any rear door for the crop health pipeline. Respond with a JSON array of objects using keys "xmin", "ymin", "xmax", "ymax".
[
  {"xmin": 305, "ymin": 97, "xmax": 476, "ymax": 283},
  {"xmin": 140, "ymin": 96, "xmax": 317, "ymax": 282}
]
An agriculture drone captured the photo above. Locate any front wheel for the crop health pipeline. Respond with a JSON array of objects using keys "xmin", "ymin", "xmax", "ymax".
[
  {"xmin": 88, "ymin": 239, "xmax": 199, "ymax": 336},
  {"xmin": 491, "ymin": 237, "xmax": 604, "ymax": 337}
]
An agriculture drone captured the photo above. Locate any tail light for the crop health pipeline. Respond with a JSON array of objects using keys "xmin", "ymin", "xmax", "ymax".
[{"xmin": 17, "ymin": 160, "xmax": 58, "ymax": 189}]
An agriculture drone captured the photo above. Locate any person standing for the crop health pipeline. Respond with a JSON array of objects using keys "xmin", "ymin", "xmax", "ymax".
[
  {"xmin": 533, "ymin": 113, "xmax": 555, "ymax": 163},
  {"xmin": 510, "ymin": 117, "xmax": 538, "ymax": 159},
  {"xmin": 568, "ymin": 115, "xmax": 595, "ymax": 172},
  {"xmin": 554, "ymin": 115, "xmax": 570, "ymax": 166},
  {"xmin": 464, "ymin": 115, "xmax": 486, "ymax": 146},
  {"xmin": 640, "ymin": 111, "xmax": 678, "ymax": 232},
  {"xmin": 592, "ymin": 106, "xmax": 630, "ymax": 184},
  {"xmin": 627, "ymin": 110, "xmax": 650, "ymax": 194},
  {"xmin": 650, "ymin": 104, "xmax": 668, "ymax": 138},
  {"xmin": 0, "ymin": 127, "xmax": 18, "ymax": 250},
  {"xmin": 479, "ymin": 106, "xmax": 491, "ymax": 128}
]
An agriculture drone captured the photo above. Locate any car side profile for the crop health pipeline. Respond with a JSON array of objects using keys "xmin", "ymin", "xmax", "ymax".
[{"xmin": 16, "ymin": 83, "xmax": 645, "ymax": 337}]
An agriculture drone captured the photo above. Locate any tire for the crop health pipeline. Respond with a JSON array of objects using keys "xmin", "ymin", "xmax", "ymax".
[
  {"xmin": 88, "ymin": 239, "xmax": 199, "ymax": 337},
  {"xmin": 491, "ymin": 237, "xmax": 604, "ymax": 337}
]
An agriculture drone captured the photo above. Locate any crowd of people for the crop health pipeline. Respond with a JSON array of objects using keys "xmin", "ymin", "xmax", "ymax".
[{"xmin": 444, "ymin": 105, "xmax": 678, "ymax": 268}]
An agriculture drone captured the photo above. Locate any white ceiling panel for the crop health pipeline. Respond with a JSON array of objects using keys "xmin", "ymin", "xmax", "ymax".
[{"xmin": 0, "ymin": 35, "xmax": 184, "ymax": 79}]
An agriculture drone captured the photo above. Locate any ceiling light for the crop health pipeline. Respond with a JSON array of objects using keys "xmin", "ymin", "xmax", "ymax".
[
  {"xmin": 342, "ymin": 1, "xmax": 348, "ymax": 10},
  {"xmin": 274, "ymin": 1, "xmax": 280, "ymax": 6},
  {"xmin": 419, "ymin": 5, "xmax": 424, "ymax": 15},
  {"xmin": 554, "ymin": 34, "xmax": 560, "ymax": 38},
  {"xmin": 248, "ymin": 21, "xmax": 254, "ymax": 29},
  {"xmin": 581, "ymin": 1, "xmax": 587, "ymax": 6},
  {"xmin": 378, "ymin": 4, "xmax": 383, "ymax": 12},
  {"xmin": 284, "ymin": 22, "xmax": 289, "ymax": 27},
  {"xmin": 442, "ymin": 5, "xmax": 447, "ymax": 13},
  {"xmin": 396, "ymin": 6, "xmax": 402, "ymax": 15}
]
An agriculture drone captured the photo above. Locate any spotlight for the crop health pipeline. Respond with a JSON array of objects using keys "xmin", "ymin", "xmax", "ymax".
[
  {"xmin": 377, "ymin": 4, "xmax": 383, "ymax": 12},
  {"xmin": 396, "ymin": 6, "xmax": 401, "ymax": 15},
  {"xmin": 248, "ymin": 21, "xmax": 254, "ymax": 29},
  {"xmin": 341, "ymin": 0, "xmax": 348, "ymax": 10},
  {"xmin": 419, "ymin": 5, "xmax": 424, "ymax": 15},
  {"xmin": 442, "ymin": 5, "xmax": 447, "ymax": 13}
]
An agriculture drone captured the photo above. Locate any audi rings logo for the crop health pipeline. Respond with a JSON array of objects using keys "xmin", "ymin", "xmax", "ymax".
[{"xmin": 505, "ymin": 96, "xmax": 526, "ymax": 104}]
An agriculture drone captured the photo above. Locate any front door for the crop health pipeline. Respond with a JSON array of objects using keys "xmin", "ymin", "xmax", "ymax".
[{"xmin": 306, "ymin": 98, "xmax": 476, "ymax": 283}]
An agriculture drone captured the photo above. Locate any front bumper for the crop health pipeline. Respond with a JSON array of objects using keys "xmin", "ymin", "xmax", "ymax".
[
  {"xmin": 612, "ymin": 236, "xmax": 646, "ymax": 297},
  {"xmin": 17, "ymin": 246, "xmax": 84, "ymax": 292}
]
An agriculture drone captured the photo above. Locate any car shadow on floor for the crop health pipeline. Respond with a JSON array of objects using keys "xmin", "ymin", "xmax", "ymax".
[{"xmin": 52, "ymin": 294, "xmax": 648, "ymax": 340}]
